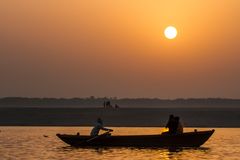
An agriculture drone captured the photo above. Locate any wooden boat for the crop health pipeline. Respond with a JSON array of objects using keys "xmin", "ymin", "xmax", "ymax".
[{"xmin": 56, "ymin": 129, "xmax": 214, "ymax": 148}]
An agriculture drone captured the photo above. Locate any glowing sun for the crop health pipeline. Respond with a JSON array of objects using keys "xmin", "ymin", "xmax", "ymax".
[{"xmin": 164, "ymin": 26, "xmax": 177, "ymax": 39}]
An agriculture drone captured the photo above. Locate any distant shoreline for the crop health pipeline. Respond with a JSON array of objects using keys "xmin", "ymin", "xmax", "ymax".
[
  {"xmin": 0, "ymin": 107, "xmax": 239, "ymax": 127},
  {"xmin": 1, "ymin": 97, "xmax": 240, "ymax": 108}
]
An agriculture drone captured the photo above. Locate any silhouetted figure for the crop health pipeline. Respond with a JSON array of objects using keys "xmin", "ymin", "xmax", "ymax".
[
  {"xmin": 90, "ymin": 118, "xmax": 113, "ymax": 136},
  {"xmin": 176, "ymin": 117, "xmax": 183, "ymax": 134},
  {"xmin": 165, "ymin": 114, "xmax": 175, "ymax": 134},
  {"xmin": 165, "ymin": 115, "xmax": 184, "ymax": 134},
  {"xmin": 105, "ymin": 101, "xmax": 112, "ymax": 108},
  {"xmin": 171, "ymin": 116, "xmax": 184, "ymax": 134}
]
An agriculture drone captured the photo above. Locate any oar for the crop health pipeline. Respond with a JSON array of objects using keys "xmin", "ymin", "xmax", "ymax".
[{"xmin": 86, "ymin": 130, "xmax": 112, "ymax": 143}]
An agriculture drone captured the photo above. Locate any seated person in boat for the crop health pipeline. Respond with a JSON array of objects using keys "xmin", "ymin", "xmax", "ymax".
[
  {"xmin": 90, "ymin": 118, "xmax": 113, "ymax": 136},
  {"xmin": 165, "ymin": 115, "xmax": 183, "ymax": 134},
  {"xmin": 165, "ymin": 114, "xmax": 175, "ymax": 134},
  {"xmin": 175, "ymin": 116, "xmax": 183, "ymax": 134}
]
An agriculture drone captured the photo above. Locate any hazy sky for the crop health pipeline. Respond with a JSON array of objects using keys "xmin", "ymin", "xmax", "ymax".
[{"xmin": 0, "ymin": 0, "xmax": 240, "ymax": 98}]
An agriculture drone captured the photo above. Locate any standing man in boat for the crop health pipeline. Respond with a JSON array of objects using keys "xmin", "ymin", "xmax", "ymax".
[{"xmin": 90, "ymin": 118, "xmax": 113, "ymax": 136}]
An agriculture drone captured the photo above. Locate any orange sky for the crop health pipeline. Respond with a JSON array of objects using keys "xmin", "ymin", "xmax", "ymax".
[{"xmin": 0, "ymin": 0, "xmax": 239, "ymax": 98}]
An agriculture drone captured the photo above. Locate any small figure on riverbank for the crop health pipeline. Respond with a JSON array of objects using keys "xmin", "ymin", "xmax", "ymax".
[{"xmin": 103, "ymin": 101, "xmax": 113, "ymax": 108}]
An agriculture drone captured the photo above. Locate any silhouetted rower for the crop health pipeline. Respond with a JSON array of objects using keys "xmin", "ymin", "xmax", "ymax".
[{"xmin": 90, "ymin": 118, "xmax": 113, "ymax": 136}]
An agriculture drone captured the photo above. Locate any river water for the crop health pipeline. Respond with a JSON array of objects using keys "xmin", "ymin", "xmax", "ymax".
[{"xmin": 0, "ymin": 127, "xmax": 239, "ymax": 160}]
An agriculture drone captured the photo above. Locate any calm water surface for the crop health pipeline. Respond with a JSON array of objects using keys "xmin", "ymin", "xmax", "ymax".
[{"xmin": 0, "ymin": 127, "xmax": 239, "ymax": 160}]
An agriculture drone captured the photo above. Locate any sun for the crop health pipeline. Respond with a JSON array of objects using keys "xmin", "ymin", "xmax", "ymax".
[{"xmin": 164, "ymin": 26, "xmax": 177, "ymax": 39}]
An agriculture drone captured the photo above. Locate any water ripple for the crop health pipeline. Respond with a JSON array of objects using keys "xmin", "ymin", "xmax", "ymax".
[{"xmin": 0, "ymin": 127, "xmax": 239, "ymax": 160}]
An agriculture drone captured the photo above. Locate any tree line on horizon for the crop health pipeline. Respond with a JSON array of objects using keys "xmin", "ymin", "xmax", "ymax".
[{"xmin": 0, "ymin": 97, "xmax": 240, "ymax": 107}]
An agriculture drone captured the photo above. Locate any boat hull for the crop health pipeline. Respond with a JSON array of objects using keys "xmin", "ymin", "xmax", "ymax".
[{"xmin": 56, "ymin": 130, "xmax": 214, "ymax": 148}]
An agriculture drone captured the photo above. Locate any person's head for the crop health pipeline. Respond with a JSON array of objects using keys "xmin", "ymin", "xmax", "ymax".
[
  {"xmin": 175, "ymin": 117, "xmax": 180, "ymax": 122},
  {"xmin": 97, "ymin": 118, "xmax": 103, "ymax": 124},
  {"xmin": 169, "ymin": 114, "xmax": 174, "ymax": 119}
]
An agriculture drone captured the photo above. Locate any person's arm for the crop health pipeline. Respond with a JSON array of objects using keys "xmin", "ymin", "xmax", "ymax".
[{"xmin": 101, "ymin": 126, "xmax": 113, "ymax": 132}]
